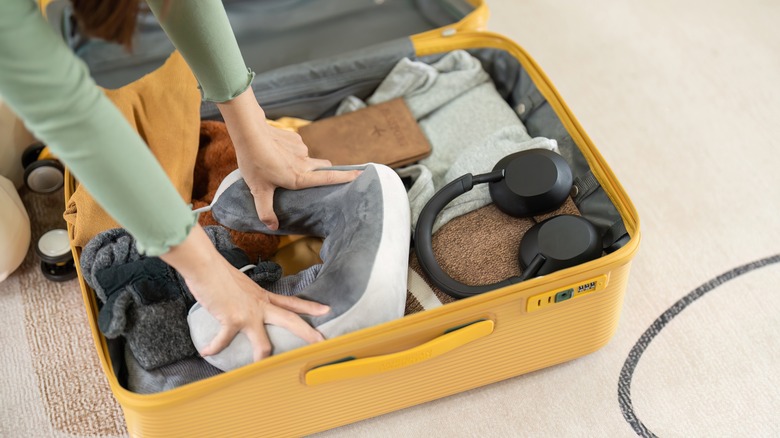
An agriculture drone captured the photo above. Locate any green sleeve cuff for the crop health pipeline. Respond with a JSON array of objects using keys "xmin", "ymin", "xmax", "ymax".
[
  {"xmin": 136, "ymin": 210, "xmax": 199, "ymax": 256},
  {"xmin": 146, "ymin": 0, "xmax": 254, "ymax": 103},
  {"xmin": 200, "ymin": 68, "xmax": 256, "ymax": 103}
]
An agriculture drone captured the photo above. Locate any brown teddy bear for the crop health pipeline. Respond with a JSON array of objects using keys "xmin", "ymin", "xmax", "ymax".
[{"xmin": 192, "ymin": 120, "xmax": 279, "ymax": 262}]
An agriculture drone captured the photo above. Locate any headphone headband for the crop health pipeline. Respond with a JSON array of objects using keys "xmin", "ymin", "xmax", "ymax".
[
  {"xmin": 414, "ymin": 149, "xmax": 603, "ymax": 299},
  {"xmin": 414, "ymin": 172, "xmax": 525, "ymax": 298}
]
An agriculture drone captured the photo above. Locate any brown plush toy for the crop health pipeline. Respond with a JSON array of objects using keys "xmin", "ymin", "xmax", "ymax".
[{"xmin": 192, "ymin": 121, "xmax": 280, "ymax": 261}]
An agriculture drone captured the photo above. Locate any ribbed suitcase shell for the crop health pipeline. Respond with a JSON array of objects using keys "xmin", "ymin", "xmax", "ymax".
[{"xmin": 64, "ymin": 3, "xmax": 641, "ymax": 436}]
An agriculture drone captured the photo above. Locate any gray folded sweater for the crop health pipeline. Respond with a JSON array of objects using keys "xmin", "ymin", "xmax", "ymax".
[{"xmin": 337, "ymin": 50, "xmax": 558, "ymax": 233}]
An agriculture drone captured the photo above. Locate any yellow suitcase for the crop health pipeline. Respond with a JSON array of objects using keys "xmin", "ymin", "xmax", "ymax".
[{"xmin": 58, "ymin": 1, "xmax": 641, "ymax": 436}]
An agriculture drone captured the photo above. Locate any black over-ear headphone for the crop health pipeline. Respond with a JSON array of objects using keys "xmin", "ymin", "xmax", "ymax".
[{"xmin": 415, "ymin": 149, "xmax": 603, "ymax": 299}]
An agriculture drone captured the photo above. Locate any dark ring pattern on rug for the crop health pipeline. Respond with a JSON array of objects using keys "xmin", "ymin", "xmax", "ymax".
[{"xmin": 617, "ymin": 253, "xmax": 780, "ymax": 437}]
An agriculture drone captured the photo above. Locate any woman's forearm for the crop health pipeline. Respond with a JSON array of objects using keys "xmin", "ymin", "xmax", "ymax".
[
  {"xmin": 159, "ymin": 224, "xmax": 223, "ymax": 304},
  {"xmin": 216, "ymin": 87, "xmax": 268, "ymax": 146},
  {"xmin": 145, "ymin": 0, "xmax": 254, "ymax": 103}
]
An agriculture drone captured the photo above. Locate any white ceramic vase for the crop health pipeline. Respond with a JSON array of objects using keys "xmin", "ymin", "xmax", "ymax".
[
  {"xmin": 0, "ymin": 98, "xmax": 36, "ymax": 189},
  {"xmin": 0, "ymin": 175, "xmax": 31, "ymax": 282}
]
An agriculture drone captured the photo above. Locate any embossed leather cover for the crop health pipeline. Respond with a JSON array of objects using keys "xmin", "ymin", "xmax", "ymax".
[{"xmin": 299, "ymin": 98, "xmax": 431, "ymax": 168}]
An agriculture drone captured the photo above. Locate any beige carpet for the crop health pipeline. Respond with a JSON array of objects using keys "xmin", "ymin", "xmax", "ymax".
[
  {"xmin": 0, "ymin": 188, "xmax": 126, "ymax": 438},
  {"xmin": 2, "ymin": 0, "xmax": 779, "ymax": 436}
]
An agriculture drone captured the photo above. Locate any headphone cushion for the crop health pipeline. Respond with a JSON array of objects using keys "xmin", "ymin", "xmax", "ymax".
[
  {"xmin": 519, "ymin": 215, "xmax": 602, "ymax": 276},
  {"xmin": 489, "ymin": 149, "xmax": 573, "ymax": 217}
]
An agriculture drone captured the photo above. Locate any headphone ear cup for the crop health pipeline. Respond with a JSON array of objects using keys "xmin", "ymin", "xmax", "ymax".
[
  {"xmin": 489, "ymin": 149, "xmax": 573, "ymax": 218},
  {"xmin": 519, "ymin": 215, "xmax": 602, "ymax": 277}
]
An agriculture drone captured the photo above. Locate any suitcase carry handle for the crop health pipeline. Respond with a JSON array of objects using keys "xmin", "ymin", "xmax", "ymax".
[{"xmin": 305, "ymin": 320, "xmax": 494, "ymax": 386}]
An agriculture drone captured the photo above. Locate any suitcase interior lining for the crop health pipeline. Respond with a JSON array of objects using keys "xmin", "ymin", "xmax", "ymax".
[
  {"xmin": 57, "ymin": 0, "xmax": 475, "ymax": 89},
  {"xmin": 204, "ymin": 45, "xmax": 627, "ymax": 247}
]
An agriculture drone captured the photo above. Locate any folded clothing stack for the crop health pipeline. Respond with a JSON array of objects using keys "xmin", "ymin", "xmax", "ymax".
[{"xmin": 337, "ymin": 50, "xmax": 559, "ymax": 233}]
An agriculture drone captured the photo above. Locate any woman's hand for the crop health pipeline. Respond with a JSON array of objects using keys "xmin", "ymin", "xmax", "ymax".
[
  {"xmin": 162, "ymin": 90, "xmax": 357, "ymax": 359},
  {"xmin": 160, "ymin": 224, "xmax": 330, "ymax": 360},
  {"xmin": 217, "ymin": 88, "xmax": 361, "ymax": 230}
]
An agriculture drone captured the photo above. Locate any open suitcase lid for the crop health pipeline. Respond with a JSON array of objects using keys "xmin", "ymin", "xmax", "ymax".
[{"xmin": 42, "ymin": 0, "xmax": 488, "ymax": 89}]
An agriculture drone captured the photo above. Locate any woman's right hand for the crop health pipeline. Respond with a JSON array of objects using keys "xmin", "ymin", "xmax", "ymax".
[
  {"xmin": 160, "ymin": 224, "xmax": 329, "ymax": 361},
  {"xmin": 217, "ymin": 88, "xmax": 361, "ymax": 231}
]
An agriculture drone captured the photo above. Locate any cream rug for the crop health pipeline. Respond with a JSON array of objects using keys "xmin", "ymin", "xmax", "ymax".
[
  {"xmin": 0, "ymin": 188, "xmax": 125, "ymax": 438},
  {"xmin": 2, "ymin": 0, "xmax": 779, "ymax": 436}
]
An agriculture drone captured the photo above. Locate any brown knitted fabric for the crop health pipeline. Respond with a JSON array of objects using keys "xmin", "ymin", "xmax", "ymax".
[
  {"xmin": 533, "ymin": 196, "xmax": 580, "ymax": 222},
  {"xmin": 433, "ymin": 204, "xmax": 536, "ymax": 286},
  {"xmin": 405, "ymin": 198, "xmax": 582, "ymax": 315},
  {"xmin": 192, "ymin": 121, "xmax": 279, "ymax": 261}
]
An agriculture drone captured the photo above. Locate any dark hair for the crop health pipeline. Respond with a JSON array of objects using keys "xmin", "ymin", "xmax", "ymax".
[{"xmin": 70, "ymin": 0, "xmax": 143, "ymax": 49}]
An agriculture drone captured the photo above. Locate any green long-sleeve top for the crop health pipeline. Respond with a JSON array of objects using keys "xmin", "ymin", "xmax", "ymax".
[{"xmin": 0, "ymin": 0, "xmax": 253, "ymax": 255}]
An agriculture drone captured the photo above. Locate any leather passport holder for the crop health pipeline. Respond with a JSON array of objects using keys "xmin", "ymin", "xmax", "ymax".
[{"xmin": 298, "ymin": 98, "xmax": 431, "ymax": 168}]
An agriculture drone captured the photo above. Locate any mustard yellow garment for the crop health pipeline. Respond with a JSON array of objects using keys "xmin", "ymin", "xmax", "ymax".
[{"xmin": 63, "ymin": 52, "xmax": 201, "ymax": 249}]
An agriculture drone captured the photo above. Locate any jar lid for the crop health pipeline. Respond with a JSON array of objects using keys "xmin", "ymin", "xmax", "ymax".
[{"xmin": 36, "ymin": 229, "xmax": 72, "ymax": 263}]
